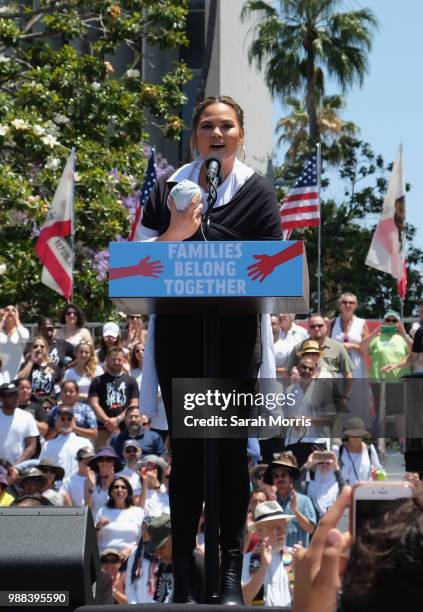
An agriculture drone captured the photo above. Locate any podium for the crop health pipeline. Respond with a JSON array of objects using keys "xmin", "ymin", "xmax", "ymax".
[{"xmin": 109, "ymin": 240, "xmax": 309, "ymax": 603}]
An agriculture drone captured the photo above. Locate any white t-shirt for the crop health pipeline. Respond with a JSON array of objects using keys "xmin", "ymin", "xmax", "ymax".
[
  {"xmin": 130, "ymin": 367, "xmax": 143, "ymax": 390},
  {"xmin": 39, "ymin": 433, "xmax": 93, "ymax": 478},
  {"xmin": 284, "ymin": 382, "xmax": 333, "ymax": 445},
  {"xmin": 125, "ymin": 551, "xmax": 155, "ymax": 604},
  {"xmin": 145, "ymin": 488, "xmax": 170, "ymax": 518},
  {"xmin": 60, "ymin": 472, "xmax": 87, "ymax": 506},
  {"xmin": 95, "ymin": 505, "xmax": 144, "ymax": 553},
  {"xmin": 0, "ymin": 407, "xmax": 39, "ymax": 464},
  {"xmin": 91, "ymin": 486, "xmax": 109, "ymax": 520},
  {"xmin": 63, "ymin": 366, "xmax": 103, "ymax": 397},
  {"xmin": 334, "ymin": 443, "xmax": 382, "ymax": 485},
  {"xmin": 242, "ymin": 551, "xmax": 291, "ymax": 607},
  {"xmin": 116, "ymin": 466, "xmax": 142, "ymax": 496},
  {"xmin": 275, "ymin": 323, "xmax": 309, "ymax": 369},
  {"xmin": 0, "ymin": 325, "xmax": 30, "ymax": 380}
]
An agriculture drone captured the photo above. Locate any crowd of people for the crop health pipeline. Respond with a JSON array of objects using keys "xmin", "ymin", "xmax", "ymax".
[{"xmin": 1, "ymin": 295, "xmax": 422, "ymax": 607}]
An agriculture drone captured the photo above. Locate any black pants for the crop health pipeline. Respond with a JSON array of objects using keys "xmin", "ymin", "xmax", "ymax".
[{"xmin": 155, "ymin": 313, "xmax": 261, "ymax": 558}]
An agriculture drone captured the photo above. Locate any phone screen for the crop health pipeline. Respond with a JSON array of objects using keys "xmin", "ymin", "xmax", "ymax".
[
  {"xmin": 381, "ymin": 325, "xmax": 397, "ymax": 335},
  {"xmin": 355, "ymin": 498, "xmax": 406, "ymax": 534}
]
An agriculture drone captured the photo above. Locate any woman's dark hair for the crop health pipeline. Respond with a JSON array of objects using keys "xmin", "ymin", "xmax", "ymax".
[
  {"xmin": 97, "ymin": 336, "xmax": 122, "ymax": 364},
  {"xmin": 342, "ymin": 491, "xmax": 423, "ymax": 612},
  {"xmin": 106, "ymin": 477, "xmax": 134, "ymax": 508},
  {"xmin": 59, "ymin": 302, "xmax": 86, "ymax": 327},
  {"xmin": 129, "ymin": 343, "xmax": 144, "ymax": 369},
  {"xmin": 190, "ymin": 95, "xmax": 244, "ymax": 156},
  {"xmin": 60, "ymin": 379, "xmax": 80, "ymax": 393}
]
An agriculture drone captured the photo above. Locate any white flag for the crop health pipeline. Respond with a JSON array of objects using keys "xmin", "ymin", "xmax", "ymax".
[
  {"xmin": 365, "ymin": 146, "xmax": 405, "ymax": 280},
  {"xmin": 35, "ymin": 150, "xmax": 75, "ymax": 299}
]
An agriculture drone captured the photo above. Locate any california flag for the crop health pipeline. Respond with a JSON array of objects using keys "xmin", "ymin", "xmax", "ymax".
[
  {"xmin": 35, "ymin": 150, "xmax": 74, "ymax": 300},
  {"xmin": 365, "ymin": 146, "xmax": 405, "ymax": 281}
]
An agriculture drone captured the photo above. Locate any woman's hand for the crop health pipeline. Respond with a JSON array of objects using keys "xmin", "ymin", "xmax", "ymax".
[
  {"xmin": 161, "ymin": 196, "xmax": 203, "ymax": 241},
  {"xmin": 96, "ymin": 517, "xmax": 109, "ymax": 530},
  {"xmin": 303, "ymin": 452, "xmax": 317, "ymax": 471}
]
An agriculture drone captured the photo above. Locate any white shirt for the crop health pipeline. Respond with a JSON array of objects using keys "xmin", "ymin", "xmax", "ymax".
[
  {"xmin": 242, "ymin": 551, "xmax": 291, "ymax": 607},
  {"xmin": 116, "ymin": 465, "xmax": 142, "ymax": 496},
  {"xmin": 39, "ymin": 432, "xmax": 93, "ymax": 478},
  {"xmin": 0, "ymin": 325, "xmax": 30, "ymax": 380},
  {"xmin": 284, "ymin": 382, "xmax": 334, "ymax": 445},
  {"xmin": 334, "ymin": 443, "xmax": 382, "ymax": 485},
  {"xmin": 60, "ymin": 472, "xmax": 87, "ymax": 506},
  {"xmin": 275, "ymin": 323, "xmax": 309, "ymax": 368},
  {"xmin": 64, "ymin": 365, "xmax": 103, "ymax": 397},
  {"xmin": 145, "ymin": 488, "xmax": 170, "ymax": 518},
  {"xmin": 0, "ymin": 407, "xmax": 39, "ymax": 464},
  {"xmin": 125, "ymin": 552, "xmax": 154, "ymax": 604},
  {"xmin": 95, "ymin": 505, "xmax": 144, "ymax": 553}
]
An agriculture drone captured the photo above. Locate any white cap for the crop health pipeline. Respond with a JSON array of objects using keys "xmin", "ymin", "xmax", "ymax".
[{"xmin": 102, "ymin": 322, "xmax": 120, "ymax": 338}]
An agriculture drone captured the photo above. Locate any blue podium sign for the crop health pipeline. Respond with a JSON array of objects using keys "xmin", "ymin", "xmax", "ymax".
[{"xmin": 109, "ymin": 240, "xmax": 309, "ymax": 314}]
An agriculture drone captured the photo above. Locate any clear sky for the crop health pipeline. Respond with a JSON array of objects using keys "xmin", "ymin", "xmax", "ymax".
[{"xmin": 273, "ymin": 0, "xmax": 423, "ymax": 253}]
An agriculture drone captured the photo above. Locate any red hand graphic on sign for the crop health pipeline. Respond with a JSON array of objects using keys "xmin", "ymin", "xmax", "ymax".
[
  {"xmin": 109, "ymin": 256, "xmax": 164, "ymax": 280},
  {"xmin": 247, "ymin": 241, "xmax": 303, "ymax": 283}
]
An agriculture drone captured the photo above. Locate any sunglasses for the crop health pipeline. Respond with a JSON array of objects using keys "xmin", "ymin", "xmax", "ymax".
[
  {"xmin": 112, "ymin": 485, "xmax": 128, "ymax": 490},
  {"xmin": 66, "ymin": 311, "xmax": 77, "ymax": 316},
  {"xmin": 129, "ymin": 315, "xmax": 142, "ymax": 320},
  {"xmin": 59, "ymin": 415, "xmax": 73, "ymax": 422},
  {"xmin": 385, "ymin": 318, "xmax": 398, "ymax": 323},
  {"xmin": 310, "ymin": 324, "xmax": 324, "ymax": 328},
  {"xmin": 134, "ymin": 349, "xmax": 144, "ymax": 353},
  {"xmin": 254, "ymin": 471, "xmax": 266, "ymax": 479},
  {"xmin": 124, "ymin": 448, "xmax": 138, "ymax": 453},
  {"xmin": 299, "ymin": 365, "xmax": 315, "ymax": 372},
  {"xmin": 341, "ymin": 300, "xmax": 355, "ymax": 305},
  {"xmin": 33, "ymin": 344, "xmax": 46, "ymax": 349},
  {"xmin": 101, "ymin": 557, "xmax": 120, "ymax": 564}
]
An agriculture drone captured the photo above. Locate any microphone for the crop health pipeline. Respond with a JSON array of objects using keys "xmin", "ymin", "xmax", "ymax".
[{"xmin": 205, "ymin": 156, "xmax": 221, "ymax": 188}]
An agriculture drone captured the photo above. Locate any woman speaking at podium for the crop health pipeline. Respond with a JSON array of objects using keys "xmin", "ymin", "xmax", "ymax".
[{"xmin": 137, "ymin": 96, "xmax": 282, "ymax": 604}]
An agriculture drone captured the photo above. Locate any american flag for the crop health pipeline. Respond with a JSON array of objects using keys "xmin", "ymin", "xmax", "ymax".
[
  {"xmin": 280, "ymin": 154, "xmax": 320, "ymax": 239},
  {"xmin": 128, "ymin": 149, "xmax": 157, "ymax": 241}
]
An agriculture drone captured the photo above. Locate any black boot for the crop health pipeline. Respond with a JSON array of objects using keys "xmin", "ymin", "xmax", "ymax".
[
  {"xmin": 220, "ymin": 551, "xmax": 244, "ymax": 606},
  {"xmin": 172, "ymin": 554, "xmax": 198, "ymax": 604}
]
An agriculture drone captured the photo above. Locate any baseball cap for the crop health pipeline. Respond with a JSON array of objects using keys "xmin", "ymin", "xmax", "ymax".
[{"xmin": 102, "ymin": 322, "xmax": 120, "ymax": 338}]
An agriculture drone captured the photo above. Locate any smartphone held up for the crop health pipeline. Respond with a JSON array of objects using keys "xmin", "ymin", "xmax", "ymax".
[{"xmin": 350, "ymin": 481, "xmax": 415, "ymax": 537}]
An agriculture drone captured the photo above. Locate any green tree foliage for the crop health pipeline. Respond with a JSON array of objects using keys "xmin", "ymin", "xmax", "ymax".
[
  {"xmin": 0, "ymin": 0, "xmax": 191, "ymax": 320},
  {"xmin": 276, "ymin": 94, "xmax": 358, "ymax": 166},
  {"xmin": 241, "ymin": 0, "xmax": 377, "ymax": 143},
  {"xmin": 277, "ymin": 141, "xmax": 423, "ymax": 317}
]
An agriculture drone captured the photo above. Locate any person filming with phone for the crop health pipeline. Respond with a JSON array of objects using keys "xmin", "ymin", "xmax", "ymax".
[{"xmin": 360, "ymin": 309, "xmax": 412, "ymax": 442}]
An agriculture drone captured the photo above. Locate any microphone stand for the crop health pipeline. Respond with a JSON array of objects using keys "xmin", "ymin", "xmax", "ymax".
[
  {"xmin": 203, "ymin": 174, "xmax": 219, "ymax": 240},
  {"xmin": 202, "ymin": 173, "xmax": 221, "ymax": 603}
]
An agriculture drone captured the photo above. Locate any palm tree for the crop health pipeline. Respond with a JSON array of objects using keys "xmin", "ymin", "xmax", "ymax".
[
  {"xmin": 277, "ymin": 94, "xmax": 358, "ymax": 163},
  {"xmin": 241, "ymin": 0, "xmax": 377, "ymax": 142}
]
